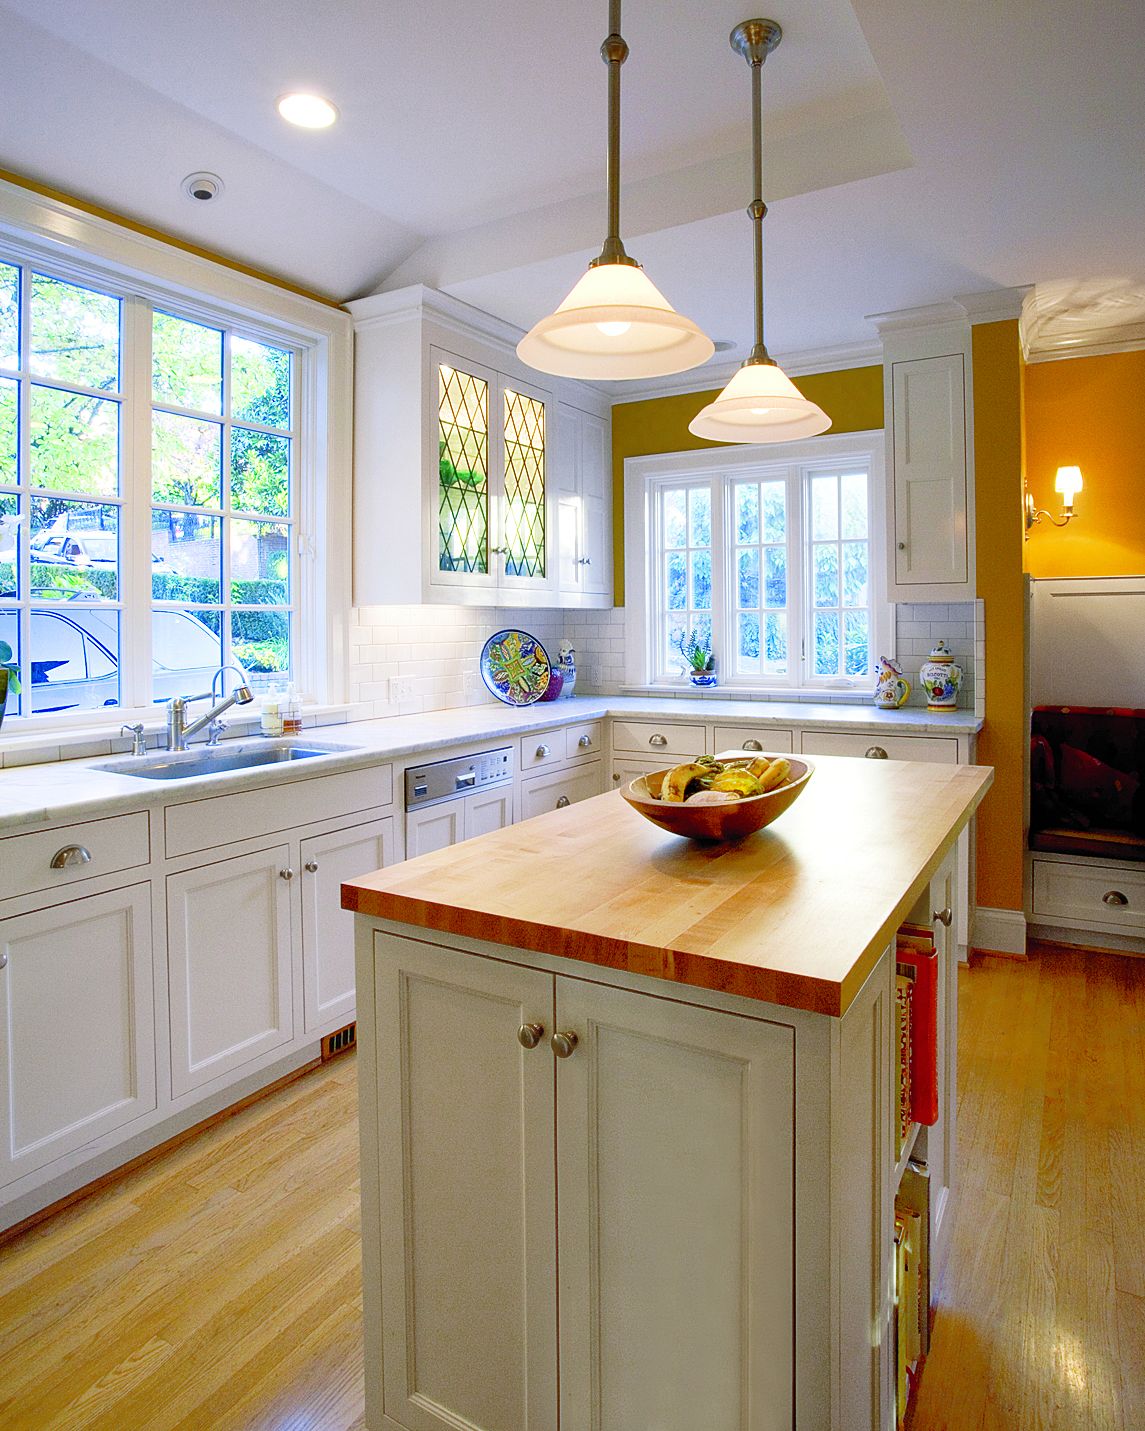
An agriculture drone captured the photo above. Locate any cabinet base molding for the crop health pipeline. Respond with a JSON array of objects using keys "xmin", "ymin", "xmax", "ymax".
[
  {"xmin": 0, "ymin": 1045, "xmax": 321, "ymax": 1240},
  {"xmin": 970, "ymin": 905, "xmax": 1027, "ymax": 957},
  {"xmin": 1026, "ymin": 923, "xmax": 1145, "ymax": 957}
]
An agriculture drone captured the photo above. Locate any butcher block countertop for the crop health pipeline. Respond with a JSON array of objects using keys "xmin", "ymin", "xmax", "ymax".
[{"xmin": 342, "ymin": 755, "xmax": 994, "ymax": 1017}]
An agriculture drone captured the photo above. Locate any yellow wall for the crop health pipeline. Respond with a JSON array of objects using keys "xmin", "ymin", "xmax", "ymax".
[
  {"xmin": 610, "ymin": 365, "xmax": 884, "ymax": 605},
  {"xmin": 1024, "ymin": 349, "xmax": 1145, "ymax": 578},
  {"xmin": 970, "ymin": 320, "xmax": 1026, "ymax": 914}
]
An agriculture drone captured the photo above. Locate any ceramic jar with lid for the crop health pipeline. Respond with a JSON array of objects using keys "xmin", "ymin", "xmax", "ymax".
[{"xmin": 919, "ymin": 640, "xmax": 963, "ymax": 711}]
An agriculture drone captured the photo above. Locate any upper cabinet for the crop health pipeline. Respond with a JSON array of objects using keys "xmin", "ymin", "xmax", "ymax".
[
  {"xmin": 350, "ymin": 286, "xmax": 613, "ymax": 609},
  {"xmin": 873, "ymin": 308, "xmax": 976, "ymax": 603}
]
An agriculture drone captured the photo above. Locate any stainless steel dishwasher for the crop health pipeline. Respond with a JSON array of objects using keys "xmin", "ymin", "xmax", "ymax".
[{"xmin": 404, "ymin": 747, "xmax": 514, "ymax": 857}]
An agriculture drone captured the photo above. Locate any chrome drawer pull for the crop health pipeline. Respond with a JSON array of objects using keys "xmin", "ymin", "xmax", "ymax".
[
  {"xmin": 50, "ymin": 845, "xmax": 92, "ymax": 870},
  {"xmin": 305, "ymin": 861, "xmax": 319, "ymax": 873},
  {"xmin": 536, "ymin": 744, "xmax": 552, "ymax": 758},
  {"xmin": 649, "ymin": 733, "xmax": 668, "ymax": 747},
  {"xmin": 1103, "ymin": 890, "xmax": 1129, "ymax": 907},
  {"xmin": 578, "ymin": 734, "xmax": 592, "ymax": 748},
  {"xmin": 742, "ymin": 739, "xmax": 763, "ymax": 751},
  {"xmin": 933, "ymin": 907, "xmax": 953, "ymax": 927},
  {"xmin": 865, "ymin": 746, "xmax": 889, "ymax": 760},
  {"xmin": 556, "ymin": 795, "xmax": 571, "ymax": 809}
]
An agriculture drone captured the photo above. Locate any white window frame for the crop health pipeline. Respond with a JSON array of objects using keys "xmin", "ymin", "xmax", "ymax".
[
  {"xmin": 624, "ymin": 429, "xmax": 892, "ymax": 694},
  {"xmin": 0, "ymin": 176, "xmax": 352, "ymax": 738}
]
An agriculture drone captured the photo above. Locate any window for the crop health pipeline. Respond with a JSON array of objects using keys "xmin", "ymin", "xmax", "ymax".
[
  {"xmin": 0, "ymin": 247, "xmax": 307, "ymax": 723},
  {"xmin": 627, "ymin": 431, "xmax": 888, "ymax": 691}
]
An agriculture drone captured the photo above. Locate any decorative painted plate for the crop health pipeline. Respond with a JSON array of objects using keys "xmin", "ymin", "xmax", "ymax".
[{"xmin": 480, "ymin": 629, "xmax": 552, "ymax": 706}]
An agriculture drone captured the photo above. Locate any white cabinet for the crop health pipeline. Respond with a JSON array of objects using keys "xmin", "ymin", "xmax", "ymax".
[
  {"xmin": 166, "ymin": 846, "xmax": 294, "ymax": 1097},
  {"xmin": 519, "ymin": 761, "xmax": 603, "ymax": 821},
  {"xmin": 406, "ymin": 786, "xmax": 515, "ymax": 858},
  {"xmin": 556, "ymin": 402, "xmax": 612, "ymax": 605},
  {"xmin": 300, "ymin": 817, "xmax": 395, "ymax": 1036},
  {"xmin": 799, "ymin": 729, "xmax": 958, "ymax": 763},
  {"xmin": 714, "ymin": 724, "xmax": 794, "ymax": 755},
  {"xmin": 0, "ymin": 884, "xmax": 156, "ymax": 1185},
  {"xmin": 874, "ymin": 309, "xmax": 975, "ymax": 602},
  {"xmin": 366, "ymin": 933, "xmax": 793, "ymax": 1431}
]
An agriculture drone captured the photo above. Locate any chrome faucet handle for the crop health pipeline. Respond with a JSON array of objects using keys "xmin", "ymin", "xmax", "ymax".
[
  {"xmin": 120, "ymin": 722, "xmax": 146, "ymax": 757},
  {"xmin": 205, "ymin": 717, "xmax": 228, "ymax": 747}
]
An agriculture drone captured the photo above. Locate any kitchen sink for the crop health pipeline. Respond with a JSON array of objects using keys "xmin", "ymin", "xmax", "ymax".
[{"xmin": 95, "ymin": 740, "xmax": 360, "ymax": 780}]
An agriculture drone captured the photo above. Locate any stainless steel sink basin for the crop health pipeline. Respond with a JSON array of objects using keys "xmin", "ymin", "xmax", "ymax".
[{"xmin": 95, "ymin": 740, "xmax": 359, "ymax": 780}]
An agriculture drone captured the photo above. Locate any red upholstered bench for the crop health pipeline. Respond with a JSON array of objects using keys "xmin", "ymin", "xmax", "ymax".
[{"xmin": 1030, "ymin": 706, "xmax": 1145, "ymax": 864}]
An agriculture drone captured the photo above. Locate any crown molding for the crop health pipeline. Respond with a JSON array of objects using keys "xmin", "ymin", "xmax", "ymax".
[
  {"xmin": 1020, "ymin": 280, "xmax": 1145, "ymax": 363},
  {"xmin": 346, "ymin": 283, "xmax": 526, "ymax": 355},
  {"xmin": 604, "ymin": 339, "xmax": 883, "ymax": 406},
  {"xmin": 955, "ymin": 286, "xmax": 1031, "ymax": 324},
  {"xmin": 865, "ymin": 301, "xmax": 969, "ymax": 335}
]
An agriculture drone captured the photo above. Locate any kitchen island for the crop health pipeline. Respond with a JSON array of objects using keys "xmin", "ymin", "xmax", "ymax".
[{"xmin": 343, "ymin": 754, "xmax": 993, "ymax": 1431}]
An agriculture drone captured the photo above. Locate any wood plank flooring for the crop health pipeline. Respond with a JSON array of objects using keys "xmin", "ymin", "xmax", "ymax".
[{"xmin": 0, "ymin": 945, "xmax": 1141, "ymax": 1430}]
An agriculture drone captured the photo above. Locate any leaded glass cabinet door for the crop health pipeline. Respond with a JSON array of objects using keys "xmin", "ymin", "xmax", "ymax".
[
  {"xmin": 434, "ymin": 354, "xmax": 494, "ymax": 591},
  {"xmin": 499, "ymin": 378, "xmax": 553, "ymax": 595}
]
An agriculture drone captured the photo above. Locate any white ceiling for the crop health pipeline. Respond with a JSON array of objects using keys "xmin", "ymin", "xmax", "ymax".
[{"xmin": 0, "ymin": 0, "xmax": 1142, "ymax": 363}]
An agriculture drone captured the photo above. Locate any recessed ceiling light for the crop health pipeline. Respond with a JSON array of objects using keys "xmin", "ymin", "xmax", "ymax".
[{"xmin": 276, "ymin": 92, "xmax": 338, "ymax": 129}]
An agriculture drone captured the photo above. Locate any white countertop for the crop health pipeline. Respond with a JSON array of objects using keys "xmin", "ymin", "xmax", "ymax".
[{"xmin": 0, "ymin": 696, "xmax": 981, "ymax": 834}]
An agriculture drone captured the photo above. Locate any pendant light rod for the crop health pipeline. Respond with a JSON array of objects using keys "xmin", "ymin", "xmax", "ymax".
[
  {"xmin": 730, "ymin": 19, "xmax": 782, "ymax": 365},
  {"xmin": 594, "ymin": 0, "xmax": 635, "ymax": 267}
]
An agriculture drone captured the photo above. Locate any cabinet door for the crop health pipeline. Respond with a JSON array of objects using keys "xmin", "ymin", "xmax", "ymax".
[
  {"xmin": 167, "ymin": 846, "xmax": 294, "ymax": 1098},
  {"xmin": 406, "ymin": 802, "xmax": 464, "ymax": 857},
  {"xmin": 499, "ymin": 377, "xmax": 554, "ymax": 598},
  {"xmin": 519, "ymin": 762, "xmax": 603, "ymax": 822},
  {"xmin": 609, "ymin": 755, "xmax": 669, "ymax": 793},
  {"xmin": 300, "ymin": 818, "xmax": 394, "ymax": 1036},
  {"xmin": 465, "ymin": 785, "xmax": 514, "ymax": 839},
  {"xmin": 432, "ymin": 350, "xmax": 497, "ymax": 597},
  {"xmin": 0, "ymin": 884, "xmax": 156, "ymax": 1186},
  {"xmin": 890, "ymin": 353, "xmax": 968, "ymax": 589},
  {"xmin": 372, "ymin": 937, "xmax": 557, "ymax": 1431},
  {"xmin": 577, "ymin": 408, "xmax": 611, "ymax": 596},
  {"xmin": 554, "ymin": 977, "xmax": 795, "ymax": 1431}
]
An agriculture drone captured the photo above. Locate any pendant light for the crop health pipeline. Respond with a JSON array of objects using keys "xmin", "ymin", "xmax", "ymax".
[
  {"xmin": 689, "ymin": 20, "xmax": 830, "ymax": 442},
  {"xmin": 517, "ymin": 1, "xmax": 714, "ymax": 381}
]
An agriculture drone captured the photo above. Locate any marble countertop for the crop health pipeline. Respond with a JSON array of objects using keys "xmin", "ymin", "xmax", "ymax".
[{"xmin": 0, "ymin": 696, "xmax": 982, "ymax": 835}]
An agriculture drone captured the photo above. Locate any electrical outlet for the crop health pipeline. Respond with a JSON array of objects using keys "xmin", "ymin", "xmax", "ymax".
[
  {"xmin": 463, "ymin": 670, "xmax": 479, "ymax": 695},
  {"xmin": 390, "ymin": 676, "xmax": 416, "ymax": 702},
  {"xmin": 589, "ymin": 665, "xmax": 603, "ymax": 688}
]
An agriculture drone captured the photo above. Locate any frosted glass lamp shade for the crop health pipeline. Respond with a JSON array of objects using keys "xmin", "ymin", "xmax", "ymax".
[
  {"xmin": 517, "ymin": 262, "xmax": 714, "ymax": 380},
  {"xmin": 688, "ymin": 361, "xmax": 831, "ymax": 443},
  {"xmin": 1054, "ymin": 465, "xmax": 1083, "ymax": 501}
]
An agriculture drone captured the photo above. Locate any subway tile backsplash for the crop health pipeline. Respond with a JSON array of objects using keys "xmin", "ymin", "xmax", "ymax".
[{"xmin": 891, "ymin": 600, "xmax": 983, "ymax": 712}]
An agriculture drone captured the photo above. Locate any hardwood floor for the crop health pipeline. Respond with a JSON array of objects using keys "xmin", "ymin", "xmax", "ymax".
[{"xmin": 1, "ymin": 946, "xmax": 1141, "ymax": 1430}]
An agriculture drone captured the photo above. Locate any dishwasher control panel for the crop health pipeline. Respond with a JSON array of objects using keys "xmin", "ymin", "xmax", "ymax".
[{"xmin": 405, "ymin": 746, "xmax": 514, "ymax": 809}]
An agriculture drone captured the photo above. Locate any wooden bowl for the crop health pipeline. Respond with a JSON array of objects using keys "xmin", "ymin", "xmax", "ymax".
[{"xmin": 622, "ymin": 756, "xmax": 814, "ymax": 843}]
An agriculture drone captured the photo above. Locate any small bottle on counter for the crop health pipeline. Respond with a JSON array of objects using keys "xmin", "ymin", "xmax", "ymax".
[
  {"xmin": 260, "ymin": 687, "xmax": 284, "ymax": 738},
  {"xmin": 283, "ymin": 684, "xmax": 303, "ymax": 735}
]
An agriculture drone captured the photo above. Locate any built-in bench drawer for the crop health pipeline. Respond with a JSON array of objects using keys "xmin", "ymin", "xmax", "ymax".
[
  {"xmin": 611, "ymin": 720, "xmax": 707, "ymax": 759},
  {"xmin": 0, "ymin": 813, "xmax": 151, "ymax": 899},
  {"xmin": 1031, "ymin": 857, "xmax": 1145, "ymax": 932},
  {"xmin": 519, "ymin": 732, "xmax": 564, "ymax": 774},
  {"xmin": 798, "ymin": 731, "xmax": 958, "ymax": 764},
  {"xmin": 565, "ymin": 721, "xmax": 603, "ymax": 761},
  {"xmin": 165, "ymin": 765, "xmax": 393, "ymax": 858},
  {"xmin": 713, "ymin": 724, "xmax": 794, "ymax": 755}
]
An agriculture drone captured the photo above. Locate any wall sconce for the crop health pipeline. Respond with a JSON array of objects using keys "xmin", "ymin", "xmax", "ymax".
[{"xmin": 1025, "ymin": 465, "xmax": 1083, "ymax": 535}]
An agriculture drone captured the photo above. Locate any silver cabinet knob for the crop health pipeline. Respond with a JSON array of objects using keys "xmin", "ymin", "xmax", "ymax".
[
  {"xmin": 742, "ymin": 739, "xmax": 763, "ymax": 751},
  {"xmin": 1103, "ymin": 890, "xmax": 1129, "ymax": 907},
  {"xmin": 279, "ymin": 868, "xmax": 295, "ymax": 881},
  {"xmin": 649, "ymin": 733, "xmax": 668, "ymax": 747},
  {"xmin": 933, "ymin": 907, "xmax": 953, "ymax": 927},
  {"xmin": 536, "ymin": 744, "xmax": 552, "ymax": 758},
  {"xmin": 517, "ymin": 1022, "xmax": 545, "ymax": 1050},
  {"xmin": 865, "ymin": 746, "xmax": 889, "ymax": 760},
  {"xmin": 305, "ymin": 860, "xmax": 319, "ymax": 873},
  {"xmin": 50, "ymin": 844, "xmax": 92, "ymax": 870},
  {"xmin": 578, "ymin": 734, "xmax": 592, "ymax": 748},
  {"xmin": 577, "ymin": 556, "xmax": 592, "ymax": 566},
  {"xmin": 897, "ymin": 541, "xmax": 906, "ymax": 551},
  {"xmin": 0, "ymin": 952, "xmax": 8, "ymax": 971},
  {"xmin": 555, "ymin": 795, "xmax": 571, "ymax": 809},
  {"xmin": 551, "ymin": 1030, "xmax": 579, "ymax": 1058}
]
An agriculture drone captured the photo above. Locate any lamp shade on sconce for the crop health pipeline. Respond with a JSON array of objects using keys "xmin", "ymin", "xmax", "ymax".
[
  {"xmin": 688, "ymin": 360, "xmax": 831, "ymax": 442},
  {"xmin": 516, "ymin": 261, "xmax": 714, "ymax": 380},
  {"xmin": 1055, "ymin": 465, "xmax": 1083, "ymax": 501}
]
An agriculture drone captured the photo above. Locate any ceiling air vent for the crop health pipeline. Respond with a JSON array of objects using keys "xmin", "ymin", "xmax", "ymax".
[{"xmin": 181, "ymin": 172, "xmax": 224, "ymax": 204}]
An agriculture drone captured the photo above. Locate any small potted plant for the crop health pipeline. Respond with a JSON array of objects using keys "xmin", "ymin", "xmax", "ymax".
[
  {"xmin": 677, "ymin": 629, "xmax": 717, "ymax": 688},
  {"xmin": 0, "ymin": 638, "xmax": 18, "ymax": 728}
]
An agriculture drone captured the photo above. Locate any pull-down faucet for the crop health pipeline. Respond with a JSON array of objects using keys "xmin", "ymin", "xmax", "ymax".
[{"xmin": 166, "ymin": 666, "xmax": 254, "ymax": 751}]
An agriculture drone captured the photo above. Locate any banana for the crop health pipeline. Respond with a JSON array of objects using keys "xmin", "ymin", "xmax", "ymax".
[
  {"xmin": 757, "ymin": 757, "xmax": 791, "ymax": 792},
  {"xmin": 661, "ymin": 761, "xmax": 713, "ymax": 802}
]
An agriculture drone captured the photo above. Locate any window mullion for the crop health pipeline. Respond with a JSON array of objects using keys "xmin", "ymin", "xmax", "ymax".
[
  {"xmin": 788, "ymin": 465, "xmax": 806, "ymax": 688},
  {"xmin": 711, "ymin": 476, "xmax": 730, "ymax": 683},
  {"xmin": 119, "ymin": 295, "xmax": 153, "ymax": 712}
]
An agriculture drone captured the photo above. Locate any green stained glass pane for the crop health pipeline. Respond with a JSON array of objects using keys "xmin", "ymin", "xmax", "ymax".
[
  {"xmin": 438, "ymin": 365, "xmax": 488, "ymax": 574},
  {"xmin": 503, "ymin": 389, "xmax": 545, "ymax": 577},
  {"xmin": 0, "ymin": 376, "xmax": 16, "ymax": 486},
  {"xmin": 152, "ymin": 411, "xmax": 222, "ymax": 508},
  {"xmin": 0, "ymin": 263, "xmax": 18, "ymax": 370},
  {"xmin": 232, "ymin": 337, "xmax": 290, "ymax": 429},
  {"xmin": 153, "ymin": 311, "xmax": 223, "ymax": 413},
  {"xmin": 30, "ymin": 385, "xmax": 120, "ymax": 496},
  {"xmin": 30, "ymin": 273, "xmax": 120, "ymax": 391}
]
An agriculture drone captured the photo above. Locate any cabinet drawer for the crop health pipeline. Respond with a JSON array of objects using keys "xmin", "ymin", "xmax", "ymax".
[
  {"xmin": 713, "ymin": 724, "xmax": 794, "ymax": 756},
  {"xmin": 520, "ymin": 762, "xmax": 604, "ymax": 822},
  {"xmin": 165, "ymin": 764, "xmax": 393, "ymax": 858},
  {"xmin": 520, "ymin": 731, "xmax": 564, "ymax": 774},
  {"xmin": 1031, "ymin": 858, "xmax": 1145, "ymax": 931},
  {"xmin": 565, "ymin": 721, "xmax": 603, "ymax": 761},
  {"xmin": 611, "ymin": 720, "xmax": 707, "ymax": 759},
  {"xmin": 798, "ymin": 731, "xmax": 958, "ymax": 764},
  {"xmin": 1, "ymin": 813, "xmax": 150, "ymax": 899}
]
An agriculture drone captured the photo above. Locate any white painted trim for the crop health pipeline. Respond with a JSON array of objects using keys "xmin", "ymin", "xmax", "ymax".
[
  {"xmin": 865, "ymin": 302, "xmax": 969, "ymax": 335},
  {"xmin": 954, "ymin": 287, "xmax": 1031, "ymax": 325},
  {"xmin": 972, "ymin": 906, "xmax": 1027, "ymax": 956},
  {"xmin": 1027, "ymin": 921, "xmax": 1145, "ymax": 956}
]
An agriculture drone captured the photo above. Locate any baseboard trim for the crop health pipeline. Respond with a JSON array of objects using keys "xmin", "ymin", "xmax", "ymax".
[{"xmin": 972, "ymin": 905, "xmax": 1028, "ymax": 957}]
